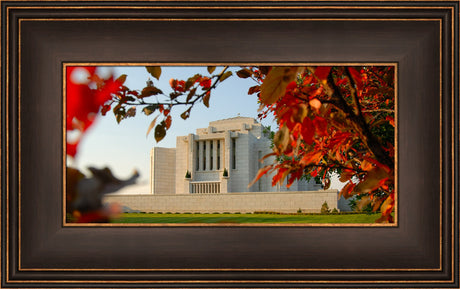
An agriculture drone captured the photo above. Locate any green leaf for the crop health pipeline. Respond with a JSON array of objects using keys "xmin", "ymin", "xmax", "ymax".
[
  {"xmin": 154, "ymin": 122, "xmax": 167, "ymax": 142},
  {"xmin": 146, "ymin": 115, "xmax": 159, "ymax": 137},
  {"xmin": 116, "ymin": 74, "xmax": 127, "ymax": 85},
  {"xmin": 207, "ymin": 66, "xmax": 216, "ymax": 74},
  {"xmin": 219, "ymin": 71, "xmax": 233, "ymax": 82},
  {"xmin": 146, "ymin": 66, "xmax": 162, "ymax": 80}
]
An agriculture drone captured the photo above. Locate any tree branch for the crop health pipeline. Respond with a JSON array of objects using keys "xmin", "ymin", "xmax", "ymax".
[{"xmin": 327, "ymin": 68, "xmax": 394, "ymax": 169}]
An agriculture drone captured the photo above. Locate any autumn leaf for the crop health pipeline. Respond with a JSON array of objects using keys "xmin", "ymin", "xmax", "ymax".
[
  {"xmin": 140, "ymin": 86, "xmax": 162, "ymax": 98},
  {"xmin": 146, "ymin": 115, "xmax": 159, "ymax": 137},
  {"xmin": 323, "ymin": 177, "xmax": 331, "ymax": 190},
  {"xmin": 248, "ymin": 85, "xmax": 260, "ymax": 95},
  {"xmin": 207, "ymin": 66, "xmax": 216, "ymax": 74},
  {"xmin": 314, "ymin": 66, "xmax": 331, "ymax": 81},
  {"xmin": 180, "ymin": 108, "xmax": 191, "ymax": 120},
  {"xmin": 154, "ymin": 122, "xmax": 167, "ymax": 142},
  {"xmin": 203, "ymin": 91, "xmax": 211, "ymax": 108},
  {"xmin": 273, "ymin": 125, "xmax": 290, "ymax": 153},
  {"xmin": 348, "ymin": 67, "xmax": 363, "ymax": 91},
  {"xmin": 356, "ymin": 195, "xmax": 372, "ymax": 211},
  {"xmin": 116, "ymin": 74, "xmax": 127, "ymax": 85},
  {"xmin": 236, "ymin": 68, "xmax": 253, "ymax": 79},
  {"xmin": 146, "ymin": 66, "xmax": 161, "ymax": 80},
  {"xmin": 339, "ymin": 181, "xmax": 356, "ymax": 199},
  {"xmin": 165, "ymin": 115, "xmax": 172, "ymax": 129},
  {"xmin": 259, "ymin": 67, "xmax": 302, "ymax": 105},
  {"xmin": 248, "ymin": 165, "xmax": 273, "ymax": 188},
  {"xmin": 126, "ymin": 107, "xmax": 136, "ymax": 118},
  {"xmin": 142, "ymin": 105, "xmax": 158, "ymax": 116},
  {"xmin": 309, "ymin": 98, "xmax": 322, "ymax": 113},
  {"xmin": 219, "ymin": 71, "xmax": 233, "ymax": 82},
  {"xmin": 339, "ymin": 169, "xmax": 354, "ymax": 183},
  {"xmin": 186, "ymin": 88, "xmax": 197, "ymax": 103},
  {"xmin": 292, "ymin": 104, "xmax": 308, "ymax": 123},
  {"xmin": 353, "ymin": 167, "xmax": 389, "ymax": 194}
]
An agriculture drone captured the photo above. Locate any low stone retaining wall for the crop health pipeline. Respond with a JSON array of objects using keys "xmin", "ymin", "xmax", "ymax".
[{"xmin": 103, "ymin": 190, "xmax": 339, "ymax": 213}]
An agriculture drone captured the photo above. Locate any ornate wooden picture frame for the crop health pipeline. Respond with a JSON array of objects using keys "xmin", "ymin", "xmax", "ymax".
[{"xmin": 1, "ymin": 1, "xmax": 458, "ymax": 287}]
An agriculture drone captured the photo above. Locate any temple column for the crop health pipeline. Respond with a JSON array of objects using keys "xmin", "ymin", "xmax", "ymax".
[
  {"xmin": 224, "ymin": 131, "xmax": 231, "ymax": 172},
  {"xmin": 212, "ymin": 140, "xmax": 218, "ymax": 171},
  {"xmin": 199, "ymin": 140, "xmax": 204, "ymax": 171},
  {"xmin": 188, "ymin": 134, "xmax": 194, "ymax": 175},
  {"xmin": 205, "ymin": 140, "xmax": 211, "ymax": 171}
]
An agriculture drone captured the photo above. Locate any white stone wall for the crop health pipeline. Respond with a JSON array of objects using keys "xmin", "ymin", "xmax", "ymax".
[
  {"xmin": 104, "ymin": 189, "xmax": 339, "ymax": 214},
  {"xmin": 151, "ymin": 147, "xmax": 176, "ymax": 195},
  {"xmin": 175, "ymin": 136, "xmax": 188, "ymax": 194}
]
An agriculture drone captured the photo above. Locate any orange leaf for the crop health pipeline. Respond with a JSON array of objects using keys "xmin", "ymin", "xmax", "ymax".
[
  {"xmin": 356, "ymin": 195, "xmax": 372, "ymax": 211},
  {"xmin": 353, "ymin": 167, "xmax": 389, "ymax": 194},
  {"xmin": 309, "ymin": 98, "xmax": 322, "ymax": 113},
  {"xmin": 165, "ymin": 115, "xmax": 172, "ymax": 129},
  {"xmin": 260, "ymin": 67, "xmax": 302, "ymax": 105},
  {"xmin": 339, "ymin": 181, "xmax": 356, "ymax": 199},
  {"xmin": 248, "ymin": 165, "xmax": 273, "ymax": 188},
  {"xmin": 203, "ymin": 91, "xmax": 211, "ymax": 108}
]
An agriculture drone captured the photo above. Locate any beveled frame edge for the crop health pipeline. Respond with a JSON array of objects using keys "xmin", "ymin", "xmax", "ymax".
[{"xmin": 1, "ymin": 1, "xmax": 458, "ymax": 288}]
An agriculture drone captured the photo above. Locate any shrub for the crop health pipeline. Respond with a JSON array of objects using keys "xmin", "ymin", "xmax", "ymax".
[
  {"xmin": 321, "ymin": 201, "xmax": 330, "ymax": 214},
  {"xmin": 297, "ymin": 208, "xmax": 302, "ymax": 214},
  {"xmin": 185, "ymin": 170, "xmax": 191, "ymax": 178},
  {"xmin": 223, "ymin": 168, "xmax": 229, "ymax": 177},
  {"xmin": 331, "ymin": 208, "xmax": 339, "ymax": 214}
]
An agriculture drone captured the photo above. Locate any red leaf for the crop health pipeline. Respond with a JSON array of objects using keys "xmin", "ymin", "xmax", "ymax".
[
  {"xmin": 67, "ymin": 142, "xmax": 79, "ymax": 158},
  {"xmin": 348, "ymin": 67, "xmax": 363, "ymax": 91},
  {"xmin": 314, "ymin": 66, "xmax": 331, "ymax": 81}
]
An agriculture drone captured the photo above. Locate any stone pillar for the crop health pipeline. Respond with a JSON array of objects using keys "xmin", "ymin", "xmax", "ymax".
[
  {"xmin": 184, "ymin": 178, "xmax": 191, "ymax": 194},
  {"xmin": 188, "ymin": 134, "xmax": 195, "ymax": 177},
  {"xmin": 221, "ymin": 176, "xmax": 229, "ymax": 193},
  {"xmin": 205, "ymin": 140, "xmax": 211, "ymax": 171},
  {"xmin": 212, "ymin": 140, "xmax": 218, "ymax": 171},
  {"xmin": 224, "ymin": 131, "xmax": 231, "ymax": 172},
  {"xmin": 199, "ymin": 140, "xmax": 204, "ymax": 171},
  {"xmin": 218, "ymin": 139, "xmax": 223, "ymax": 170}
]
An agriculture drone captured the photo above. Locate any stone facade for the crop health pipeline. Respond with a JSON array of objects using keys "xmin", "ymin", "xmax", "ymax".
[
  {"xmin": 151, "ymin": 117, "xmax": 321, "ymax": 195},
  {"xmin": 104, "ymin": 189, "xmax": 339, "ymax": 213},
  {"xmin": 150, "ymin": 147, "xmax": 176, "ymax": 195}
]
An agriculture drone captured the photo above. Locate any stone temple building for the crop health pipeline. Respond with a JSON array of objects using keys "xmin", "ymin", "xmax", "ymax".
[{"xmin": 150, "ymin": 117, "xmax": 321, "ymax": 195}]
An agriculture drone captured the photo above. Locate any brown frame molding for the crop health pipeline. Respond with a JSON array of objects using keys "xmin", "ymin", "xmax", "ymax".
[{"xmin": 2, "ymin": 1, "xmax": 458, "ymax": 288}]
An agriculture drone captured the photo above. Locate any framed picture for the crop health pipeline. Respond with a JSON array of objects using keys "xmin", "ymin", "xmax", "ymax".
[
  {"xmin": 64, "ymin": 64, "xmax": 397, "ymax": 226},
  {"xmin": 2, "ymin": 1, "xmax": 458, "ymax": 288}
]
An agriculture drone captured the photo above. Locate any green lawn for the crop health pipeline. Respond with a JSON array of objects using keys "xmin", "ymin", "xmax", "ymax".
[{"xmin": 110, "ymin": 213, "xmax": 383, "ymax": 224}]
